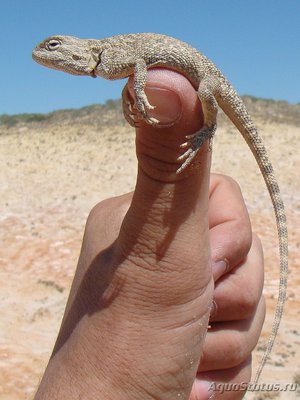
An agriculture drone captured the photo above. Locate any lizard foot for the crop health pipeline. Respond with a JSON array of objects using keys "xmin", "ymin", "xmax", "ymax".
[
  {"xmin": 135, "ymin": 91, "xmax": 159, "ymax": 125},
  {"xmin": 142, "ymin": 114, "xmax": 160, "ymax": 125},
  {"xmin": 176, "ymin": 124, "xmax": 216, "ymax": 173},
  {"xmin": 122, "ymin": 87, "xmax": 159, "ymax": 126}
]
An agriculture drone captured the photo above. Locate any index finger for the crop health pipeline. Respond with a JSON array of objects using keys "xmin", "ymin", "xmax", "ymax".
[{"xmin": 209, "ymin": 174, "xmax": 252, "ymax": 281}]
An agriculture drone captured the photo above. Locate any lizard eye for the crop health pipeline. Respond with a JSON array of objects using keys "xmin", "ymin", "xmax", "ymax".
[{"xmin": 46, "ymin": 39, "xmax": 61, "ymax": 51}]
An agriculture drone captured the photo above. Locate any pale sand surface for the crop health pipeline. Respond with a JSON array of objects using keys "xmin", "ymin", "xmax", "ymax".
[{"xmin": 0, "ymin": 106, "xmax": 299, "ymax": 399}]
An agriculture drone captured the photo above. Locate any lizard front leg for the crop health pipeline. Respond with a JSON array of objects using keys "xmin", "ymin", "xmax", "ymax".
[
  {"xmin": 135, "ymin": 60, "xmax": 160, "ymax": 124},
  {"xmin": 121, "ymin": 59, "xmax": 160, "ymax": 126},
  {"xmin": 96, "ymin": 48, "xmax": 158, "ymax": 125},
  {"xmin": 177, "ymin": 76, "xmax": 219, "ymax": 173}
]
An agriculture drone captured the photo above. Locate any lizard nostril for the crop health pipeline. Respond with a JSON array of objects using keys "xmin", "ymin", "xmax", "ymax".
[{"xmin": 72, "ymin": 55, "xmax": 81, "ymax": 61}]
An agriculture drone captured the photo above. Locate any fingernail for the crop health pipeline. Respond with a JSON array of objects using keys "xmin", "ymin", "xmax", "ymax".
[
  {"xmin": 194, "ymin": 380, "xmax": 214, "ymax": 399},
  {"xmin": 212, "ymin": 259, "xmax": 229, "ymax": 281},
  {"xmin": 210, "ymin": 299, "xmax": 218, "ymax": 318},
  {"xmin": 203, "ymin": 381, "xmax": 214, "ymax": 399},
  {"xmin": 145, "ymin": 86, "xmax": 182, "ymax": 125}
]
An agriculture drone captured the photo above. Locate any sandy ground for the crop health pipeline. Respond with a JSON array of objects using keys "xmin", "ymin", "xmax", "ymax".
[{"xmin": 0, "ymin": 114, "xmax": 299, "ymax": 399}]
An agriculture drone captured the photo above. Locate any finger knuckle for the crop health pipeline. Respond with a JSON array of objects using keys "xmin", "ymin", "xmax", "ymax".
[
  {"xmin": 234, "ymin": 219, "xmax": 252, "ymax": 254},
  {"xmin": 236, "ymin": 286, "xmax": 259, "ymax": 318},
  {"xmin": 227, "ymin": 333, "xmax": 249, "ymax": 366}
]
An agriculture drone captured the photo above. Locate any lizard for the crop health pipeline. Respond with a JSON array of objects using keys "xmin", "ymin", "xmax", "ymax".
[{"xmin": 32, "ymin": 33, "xmax": 288, "ymax": 384}]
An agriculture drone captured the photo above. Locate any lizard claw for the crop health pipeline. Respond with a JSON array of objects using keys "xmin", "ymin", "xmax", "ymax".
[
  {"xmin": 177, "ymin": 147, "xmax": 193, "ymax": 162},
  {"xmin": 176, "ymin": 125, "xmax": 216, "ymax": 173},
  {"xmin": 176, "ymin": 149, "xmax": 197, "ymax": 173},
  {"xmin": 134, "ymin": 105, "xmax": 159, "ymax": 126},
  {"xmin": 135, "ymin": 91, "xmax": 160, "ymax": 125},
  {"xmin": 137, "ymin": 92, "xmax": 155, "ymax": 111},
  {"xmin": 179, "ymin": 141, "xmax": 189, "ymax": 149},
  {"xmin": 144, "ymin": 115, "xmax": 159, "ymax": 125}
]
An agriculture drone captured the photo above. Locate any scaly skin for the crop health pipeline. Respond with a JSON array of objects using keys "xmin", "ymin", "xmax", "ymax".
[{"xmin": 32, "ymin": 32, "xmax": 288, "ymax": 384}]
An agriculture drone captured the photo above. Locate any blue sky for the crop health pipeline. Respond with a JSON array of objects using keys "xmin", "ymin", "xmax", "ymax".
[{"xmin": 1, "ymin": 0, "xmax": 299, "ymax": 115}]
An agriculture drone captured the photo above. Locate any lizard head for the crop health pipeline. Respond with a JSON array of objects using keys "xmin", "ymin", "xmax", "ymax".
[{"xmin": 32, "ymin": 35, "xmax": 99, "ymax": 77}]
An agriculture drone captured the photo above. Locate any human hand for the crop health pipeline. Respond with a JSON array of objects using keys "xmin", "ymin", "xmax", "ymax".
[
  {"xmin": 34, "ymin": 70, "xmax": 265, "ymax": 400},
  {"xmin": 191, "ymin": 173, "xmax": 265, "ymax": 399}
]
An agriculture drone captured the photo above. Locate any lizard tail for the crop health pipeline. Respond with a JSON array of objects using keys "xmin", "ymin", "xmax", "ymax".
[{"xmin": 218, "ymin": 91, "xmax": 288, "ymax": 384}]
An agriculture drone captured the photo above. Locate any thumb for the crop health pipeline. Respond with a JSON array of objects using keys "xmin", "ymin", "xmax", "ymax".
[
  {"xmin": 117, "ymin": 69, "xmax": 214, "ymax": 397},
  {"xmin": 121, "ymin": 68, "xmax": 212, "ymax": 269}
]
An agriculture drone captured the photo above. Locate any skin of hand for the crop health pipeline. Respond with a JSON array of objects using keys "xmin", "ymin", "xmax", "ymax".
[{"xmin": 33, "ymin": 70, "xmax": 265, "ymax": 400}]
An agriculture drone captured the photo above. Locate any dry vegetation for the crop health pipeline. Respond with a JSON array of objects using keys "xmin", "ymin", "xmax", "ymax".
[{"xmin": 0, "ymin": 98, "xmax": 299, "ymax": 399}]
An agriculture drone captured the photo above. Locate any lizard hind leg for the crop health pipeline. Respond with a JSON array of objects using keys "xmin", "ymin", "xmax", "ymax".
[{"xmin": 176, "ymin": 77, "xmax": 219, "ymax": 174}]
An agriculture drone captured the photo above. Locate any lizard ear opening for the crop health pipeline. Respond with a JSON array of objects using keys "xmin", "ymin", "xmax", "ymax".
[{"xmin": 90, "ymin": 47, "xmax": 102, "ymax": 61}]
